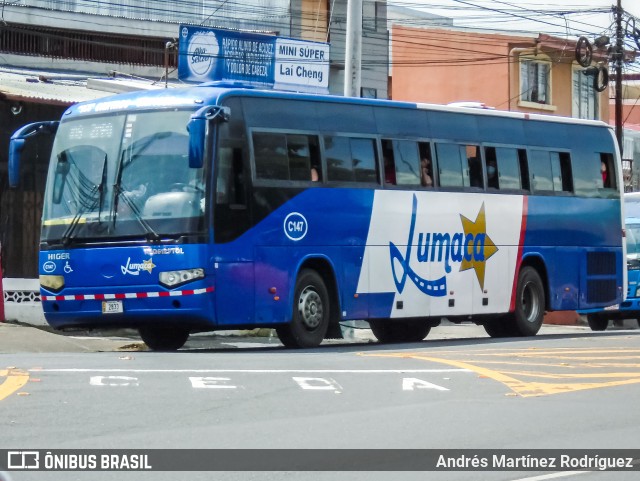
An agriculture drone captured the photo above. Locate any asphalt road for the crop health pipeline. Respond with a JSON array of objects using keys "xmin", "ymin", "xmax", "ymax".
[{"xmin": 2, "ymin": 321, "xmax": 640, "ymax": 480}]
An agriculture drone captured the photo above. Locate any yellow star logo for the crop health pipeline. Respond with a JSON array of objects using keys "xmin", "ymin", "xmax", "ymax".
[
  {"xmin": 459, "ymin": 203, "xmax": 498, "ymax": 290},
  {"xmin": 142, "ymin": 259, "xmax": 156, "ymax": 274}
]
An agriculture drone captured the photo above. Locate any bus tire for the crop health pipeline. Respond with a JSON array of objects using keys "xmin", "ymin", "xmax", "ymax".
[
  {"xmin": 369, "ymin": 319, "xmax": 431, "ymax": 343},
  {"xmin": 512, "ymin": 266, "xmax": 545, "ymax": 336},
  {"xmin": 139, "ymin": 326, "xmax": 189, "ymax": 351},
  {"xmin": 483, "ymin": 319, "xmax": 515, "ymax": 338},
  {"xmin": 276, "ymin": 269, "xmax": 329, "ymax": 348},
  {"xmin": 587, "ymin": 314, "xmax": 609, "ymax": 331}
]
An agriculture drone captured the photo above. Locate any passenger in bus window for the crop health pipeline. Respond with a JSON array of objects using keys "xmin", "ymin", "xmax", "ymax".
[
  {"xmin": 310, "ymin": 163, "xmax": 320, "ymax": 182},
  {"xmin": 468, "ymin": 157, "xmax": 483, "ymax": 187},
  {"xmin": 421, "ymin": 156, "xmax": 433, "ymax": 187},
  {"xmin": 601, "ymin": 161, "xmax": 609, "ymax": 187},
  {"xmin": 384, "ymin": 155, "xmax": 396, "ymax": 185}
]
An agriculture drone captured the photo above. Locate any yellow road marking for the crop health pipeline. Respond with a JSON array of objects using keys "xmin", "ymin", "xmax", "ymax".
[
  {"xmin": 363, "ymin": 348, "xmax": 640, "ymax": 398},
  {"xmin": 498, "ymin": 371, "xmax": 640, "ymax": 380},
  {"xmin": 0, "ymin": 368, "xmax": 30, "ymax": 401}
]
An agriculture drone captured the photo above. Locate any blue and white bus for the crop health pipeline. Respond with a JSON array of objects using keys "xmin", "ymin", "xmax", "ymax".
[
  {"xmin": 582, "ymin": 192, "xmax": 640, "ymax": 331},
  {"xmin": 8, "ymin": 83, "xmax": 626, "ymax": 350}
]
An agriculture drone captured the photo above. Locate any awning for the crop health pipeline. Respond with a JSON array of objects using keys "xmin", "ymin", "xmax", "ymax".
[{"xmin": 0, "ymin": 67, "xmax": 172, "ymax": 106}]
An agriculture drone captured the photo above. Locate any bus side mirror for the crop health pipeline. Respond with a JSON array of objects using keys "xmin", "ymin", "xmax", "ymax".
[
  {"xmin": 8, "ymin": 121, "xmax": 59, "ymax": 187},
  {"xmin": 188, "ymin": 105, "xmax": 230, "ymax": 169},
  {"xmin": 8, "ymin": 138, "xmax": 25, "ymax": 187}
]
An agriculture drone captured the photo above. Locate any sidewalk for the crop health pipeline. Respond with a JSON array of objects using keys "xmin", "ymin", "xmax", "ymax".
[{"xmin": 0, "ymin": 321, "xmax": 143, "ymax": 353}]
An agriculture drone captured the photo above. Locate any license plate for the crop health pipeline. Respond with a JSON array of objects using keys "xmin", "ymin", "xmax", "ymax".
[
  {"xmin": 604, "ymin": 304, "xmax": 619, "ymax": 311},
  {"xmin": 102, "ymin": 300, "xmax": 123, "ymax": 314}
]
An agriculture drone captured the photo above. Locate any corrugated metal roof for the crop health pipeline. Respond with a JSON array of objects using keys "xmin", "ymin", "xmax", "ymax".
[{"xmin": 0, "ymin": 68, "xmax": 172, "ymax": 105}]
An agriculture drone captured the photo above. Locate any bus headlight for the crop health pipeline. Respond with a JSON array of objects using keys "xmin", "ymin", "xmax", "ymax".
[
  {"xmin": 40, "ymin": 275, "xmax": 65, "ymax": 292},
  {"xmin": 159, "ymin": 268, "xmax": 205, "ymax": 288}
]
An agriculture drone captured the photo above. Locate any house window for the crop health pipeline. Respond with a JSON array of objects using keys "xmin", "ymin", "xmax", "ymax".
[
  {"xmin": 520, "ymin": 58, "xmax": 550, "ymax": 104},
  {"xmin": 572, "ymin": 67, "xmax": 599, "ymax": 120},
  {"xmin": 363, "ymin": 1, "xmax": 378, "ymax": 31},
  {"xmin": 361, "ymin": 87, "xmax": 377, "ymax": 99}
]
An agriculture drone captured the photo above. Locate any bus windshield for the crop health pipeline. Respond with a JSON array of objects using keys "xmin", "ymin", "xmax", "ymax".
[
  {"xmin": 41, "ymin": 109, "xmax": 206, "ymax": 243},
  {"xmin": 625, "ymin": 195, "xmax": 640, "ymax": 218},
  {"xmin": 627, "ymin": 222, "xmax": 640, "ymax": 257}
]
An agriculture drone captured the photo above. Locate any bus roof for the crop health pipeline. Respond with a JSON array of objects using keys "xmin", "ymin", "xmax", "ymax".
[{"xmin": 64, "ymin": 81, "xmax": 611, "ymax": 130}]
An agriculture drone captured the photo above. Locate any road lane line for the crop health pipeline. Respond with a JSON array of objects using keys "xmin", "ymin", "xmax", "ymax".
[
  {"xmin": 365, "ymin": 348, "xmax": 640, "ymax": 397},
  {"xmin": 0, "ymin": 369, "xmax": 30, "ymax": 401},
  {"xmin": 498, "ymin": 371, "xmax": 640, "ymax": 380},
  {"xmin": 28, "ymin": 368, "xmax": 472, "ymax": 373}
]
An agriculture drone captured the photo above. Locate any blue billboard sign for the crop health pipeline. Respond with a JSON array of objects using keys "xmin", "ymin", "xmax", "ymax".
[{"xmin": 178, "ymin": 25, "xmax": 330, "ymax": 94}]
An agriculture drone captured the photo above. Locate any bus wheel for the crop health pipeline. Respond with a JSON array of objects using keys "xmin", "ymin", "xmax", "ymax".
[
  {"xmin": 483, "ymin": 318, "xmax": 515, "ymax": 338},
  {"xmin": 139, "ymin": 326, "xmax": 189, "ymax": 351},
  {"xmin": 369, "ymin": 319, "xmax": 431, "ymax": 343},
  {"xmin": 276, "ymin": 269, "xmax": 329, "ymax": 348},
  {"xmin": 512, "ymin": 266, "xmax": 545, "ymax": 336},
  {"xmin": 587, "ymin": 314, "xmax": 609, "ymax": 331}
]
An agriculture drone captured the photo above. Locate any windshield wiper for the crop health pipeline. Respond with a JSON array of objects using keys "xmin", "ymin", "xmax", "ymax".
[
  {"xmin": 60, "ymin": 153, "xmax": 108, "ymax": 246},
  {"xmin": 96, "ymin": 153, "xmax": 108, "ymax": 223},
  {"xmin": 111, "ymin": 134, "xmax": 175, "ymax": 242},
  {"xmin": 60, "ymin": 188, "xmax": 100, "ymax": 246},
  {"xmin": 112, "ymin": 184, "xmax": 160, "ymax": 242}
]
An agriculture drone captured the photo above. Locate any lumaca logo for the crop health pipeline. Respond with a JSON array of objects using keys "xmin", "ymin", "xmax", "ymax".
[
  {"xmin": 390, "ymin": 195, "xmax": 498, "ymax": 297},
  {"xmin": 120, "ymin": 258, "xmax": 156, "ymax": 276}
]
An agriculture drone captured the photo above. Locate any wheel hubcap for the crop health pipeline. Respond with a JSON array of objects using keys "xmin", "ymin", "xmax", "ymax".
[
  {"xmin": 522, "ymin": 281, "xmax": 540, "ymax": 323},
  {"xmin": 298, "ymin": 286, "xmax": 323, "ymax": 329}
]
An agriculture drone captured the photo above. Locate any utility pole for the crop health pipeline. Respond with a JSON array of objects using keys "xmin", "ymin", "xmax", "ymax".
[
  {"xmin": 344, "ymin": 0, "xmax": 363, "ymax": 97},
  {"xmin": 615, "ymin": 0, "xmax": 624, "ymax": 158}
]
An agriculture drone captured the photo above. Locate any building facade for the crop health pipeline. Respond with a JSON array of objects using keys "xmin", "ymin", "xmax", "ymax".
[{"xmin": 390, "ymin": 26, "xmax": 609, "ymax": 121}]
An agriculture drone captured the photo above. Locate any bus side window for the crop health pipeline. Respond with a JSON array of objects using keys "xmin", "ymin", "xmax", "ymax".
[
  {"xmin": 381, "ymin": 138, "xmax": 428, "ymax": 187},
  {"xmin": 435, "ymin": 142, "xmax": 464, "ymax": 187},
  {"xmin": 551, "ymin": 152, "xmax": 573, "ymax": 193},
  {"xmin": 418, "ymin": 142, "xmax": 435, "ymax": 187},
  {"xmin": 485, "ymin": 146, "xmax": 524, "ymax": 190},
  {"xmin": 308, "ymin": 136, "xmax": 322, "ymax": 182},
  {"xmin": 600, "ymin": 153, "xmax": 616, "ymax": 190},
  {"xmin": 394, "ymin": 140, "xmax": 422, "ymax": 187},
  {"xmin": 484, "ymin": 147, "xmax": 500, "ymax": 189},
  {"xmin": 217, "ymin": 147, "xmax": 245, "ymax": 206},
  {"xmin": 528, "ymin": 150, "xmax": 554, "ymax": 192},
  {"xmin": 465, "ymin": 145, "xmax": 482, "ymax": 188},
  {"xmin": 350, "ymin": 138, "xmax": 377, "ymax": 183},
  {"xmin": 286, "ymin": 134, "xmax": 313, "ymax": 181},
  {"xmin": 381, "ymin": 139, "xmax": 396, "ymax": 185},
  {"xmin": 253, "ymin": 132, "xmax": 288, "ymax": 180},
  {"xmin": 518, "ymin": 149, "xmax": 530, "ymax": 191},
  {"xmin": 325, "ymin": 136, "xmax": 353, "ymax": 181},
  {"xmin": 324, "ymin": 136, "xmax": 377, "ymax": 184}
]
